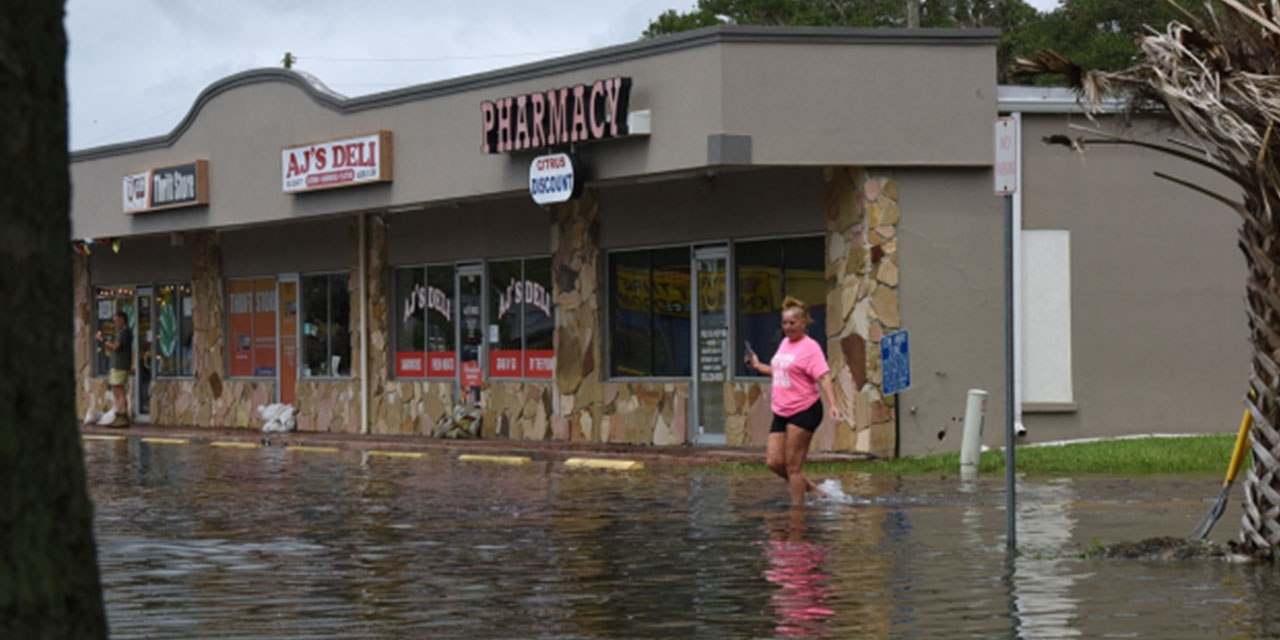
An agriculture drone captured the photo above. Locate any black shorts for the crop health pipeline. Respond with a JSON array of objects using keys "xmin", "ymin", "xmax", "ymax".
[{"xmin": 771, "ymin": 399, "xmax": 823, "ymax": 433}]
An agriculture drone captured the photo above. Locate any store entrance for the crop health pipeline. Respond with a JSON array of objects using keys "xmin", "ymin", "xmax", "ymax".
[
  {"xmin": 135, "ymin": 287, "xmax": 153, "ymax": 422},
  {"xmin": 456, "ymin": 264, "xmax": 484, "ymax": 406},
  {"xmin": 693, "ymin": 246, "xmax": 728, "ymax": 444}
]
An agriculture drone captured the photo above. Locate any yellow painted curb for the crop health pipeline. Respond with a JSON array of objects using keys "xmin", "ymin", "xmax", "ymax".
[
  {"xmin": 367, "ymin": 450, "xmax": 427, "ymax": 458},
  {"xmin": 83, "ymin": 434, "xmax": 124, "ymax": 441},
  {"xmin": 563, "ymin": 457, "xmax": 645, "ymax": 471},
  {"xmin": 141, "ymin": 437, "xmax": 189, "ymax": 445},
  {"xmin": 287, "ymin": 445, "xmax": 340, "ymax": 453},
  {"xmin": 458, "ymin": 454, "xmax": 531, "ymax": 465},
  {"xmin": 210, "ymin": 441, "xmax": 262, "ymax": 449}
]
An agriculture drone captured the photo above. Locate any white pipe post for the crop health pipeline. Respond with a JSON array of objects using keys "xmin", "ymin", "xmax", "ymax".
[
  {"xmin": 961, "ymin": 389, "xmax": 988, "ymax": 476},
  {"xmin": 1012, "ymin": 111, "xmax": 1027, "ymax": 438}
]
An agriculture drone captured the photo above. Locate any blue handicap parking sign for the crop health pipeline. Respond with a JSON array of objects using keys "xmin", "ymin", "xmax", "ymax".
[{"xmin": 880, "ymin": 330, "xmax": 910, "ymax": 395}]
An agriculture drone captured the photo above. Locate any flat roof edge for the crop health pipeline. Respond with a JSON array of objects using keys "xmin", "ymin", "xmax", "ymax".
[
  {"xmin": 998, "ymin": 85, "xmax": 1125, "ymax": 114},
  {"xmin": 72, "ymin": 25, "xmax": 1000, "ymax": 162}
]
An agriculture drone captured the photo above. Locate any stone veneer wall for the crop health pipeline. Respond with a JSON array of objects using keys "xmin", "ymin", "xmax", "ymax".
[
  {"xmin": 824, "ymin": 167, "xmax": 901, "ymax": 458},
  {"xmin": 550, "ymin": 191, "xmax": 605, "ymax": 441},
  {"xmin": 483, "ymin": 382, "xmax": 553, "ymax": 439},
  {"xmin": 724, "ymin": 380, "xmax": 772, "ymax": 447},
  {"xmin": 599, "ymin": 382, "xmax": 688, "ymax": 445}
]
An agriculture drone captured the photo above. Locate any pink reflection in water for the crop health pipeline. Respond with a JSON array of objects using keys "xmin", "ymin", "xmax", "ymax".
[{"xmin": 763, "ymin": 510, "xmax": 835, "ymax": 638}]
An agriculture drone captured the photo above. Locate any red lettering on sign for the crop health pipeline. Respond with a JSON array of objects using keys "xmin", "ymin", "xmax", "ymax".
[
  {"xmin": 526, "ymin": 350, "xmax": 554, "ymax": 379},
  {"xmin": 489, "ymin": 349, "xmax": 524, "ymax": 378},
  {"xmin": 461, "ymin": 360, "xmax": 482, "ymax": 388},
  {"xmin": 396, "ymin": 352, "xmax": 425, "ymax": 378},
  {"xmin": 428, "ymin": 351, "xmax": 456, "ymax": 378},
  {"xmin": 588, "ymin": 79, "xmax": 607, "ymax": 139}
]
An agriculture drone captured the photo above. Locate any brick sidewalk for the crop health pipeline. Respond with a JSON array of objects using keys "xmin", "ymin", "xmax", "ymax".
[{"xmin": 79, "ymin": 423, "xmax": 875, "ymax": 467}]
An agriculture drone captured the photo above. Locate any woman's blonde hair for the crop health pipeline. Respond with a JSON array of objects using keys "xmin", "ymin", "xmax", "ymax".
[{"xmin": 781, "ymin": 296, "xmax": 810, "ymax": 323}]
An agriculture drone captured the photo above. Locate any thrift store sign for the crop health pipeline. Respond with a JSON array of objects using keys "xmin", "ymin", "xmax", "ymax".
[
  {"xmin": 122, "ymin": 160, "xmax": 209, "ymax": 214},
  {"xmin": 481, "ymin": 77, "xmax": 632, "ymax": 154},
  {"xmin": 282, "ymin": 131, "xmax": 393, "ymax": 193},
  {"xmin": 529, "ymin": 153, "xmax": 581, "ymax": 205}
]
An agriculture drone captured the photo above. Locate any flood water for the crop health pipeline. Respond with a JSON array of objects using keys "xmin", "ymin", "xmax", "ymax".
[{"xmin": 83, "ymin": 437, "xmax": 1280, "ymax": 639}]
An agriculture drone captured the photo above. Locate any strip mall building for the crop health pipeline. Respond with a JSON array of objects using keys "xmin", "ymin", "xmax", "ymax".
[{"xmin": 70, "ymin": 27, "xmax": 1246, "ymax": 457}]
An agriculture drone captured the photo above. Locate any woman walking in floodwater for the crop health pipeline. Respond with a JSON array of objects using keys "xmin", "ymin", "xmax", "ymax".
[{"xmin": 746, "ymin": 296, "xmax": 843, "ymax": 506}]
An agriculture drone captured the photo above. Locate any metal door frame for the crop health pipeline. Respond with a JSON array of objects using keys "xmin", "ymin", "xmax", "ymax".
[
  {"xmin": 455, "ymin": 262, "xmax": 485, "ymax": 405},
  {"xmin": 134, "ymin": 285, "xmax": 154, "ymax": 422},
  {"xmin": 692, "ymin": 244, "xmax": 730, "ymax": 445}
]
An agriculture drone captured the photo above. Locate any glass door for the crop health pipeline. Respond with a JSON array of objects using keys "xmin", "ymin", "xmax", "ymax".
[
  {"xmin": 694, "ymin": 246, "xmax": 729, "ymax": 444},
  {"xmin": 135, "ymin": 287, "xmax": 154, "ymax": 422},
  {"xmin": 456, "ymin": 264, "xmax": 484, "ymax": 406}
]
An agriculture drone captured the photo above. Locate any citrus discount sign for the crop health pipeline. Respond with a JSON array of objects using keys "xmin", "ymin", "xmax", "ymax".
[
  {"xmin": 529, "ymin": 152, "xmax": 581, "ymax": 205},
  {"xmin": 994, "ymin": 117, "xmax": 1017, "ymax": 195}
]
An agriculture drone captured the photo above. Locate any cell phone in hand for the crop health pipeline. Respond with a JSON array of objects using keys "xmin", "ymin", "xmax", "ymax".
[{"xmin": 743, "ymin": 340, "xmax": 755, "ymax": 362}]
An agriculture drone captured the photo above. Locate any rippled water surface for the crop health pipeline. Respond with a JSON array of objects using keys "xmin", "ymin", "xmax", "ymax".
[{"xmin": 84, "ymin": 438, "xmax": 1280, "ymax": 639}]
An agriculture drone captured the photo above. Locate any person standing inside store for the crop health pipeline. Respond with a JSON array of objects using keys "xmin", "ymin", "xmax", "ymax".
[
  {"xmin": 95, "ymin": 311, "xmax": 132, "ymax": 426},
  {"xmin": 745, "ymin": 296, "xmax": 842, "ymax": 506}
]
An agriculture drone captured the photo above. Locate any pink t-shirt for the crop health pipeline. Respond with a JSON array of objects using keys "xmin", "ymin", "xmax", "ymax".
[{"xmin": 770, "ymin": 334, "xmax": 829, "ymax": 416}]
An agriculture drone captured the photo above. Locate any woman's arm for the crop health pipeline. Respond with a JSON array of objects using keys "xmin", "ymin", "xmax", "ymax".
[{"xmin": 818, "ymin": 372, "xmax": 843, "ymax": 423}]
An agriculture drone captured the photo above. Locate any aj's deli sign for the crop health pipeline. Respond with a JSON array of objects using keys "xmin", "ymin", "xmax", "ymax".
[
  {"xmin": 481, "ymin": 77, "xmax": 632, "ymax": 154},
  {"xmin": 122, "ymin": 160, "xmax": 209, "ymax": 214},
  {"xmin": 282, "ymin": 131, "xmax": 393, "ymax": 193}
]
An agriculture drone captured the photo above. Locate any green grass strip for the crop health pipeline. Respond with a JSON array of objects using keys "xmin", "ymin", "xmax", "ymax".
[{"xmin": 711, "ymin": 435, "xmax": 1241, "ymax": 477}]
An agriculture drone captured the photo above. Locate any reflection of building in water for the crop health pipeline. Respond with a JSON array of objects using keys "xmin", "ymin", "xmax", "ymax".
[
  {"xmin": 1013, "ymin": 479, "xmax": 1083, "ymax": 639},
  {"xmin": 816, "ymin": 473, "xmax": 894, "ymax": 636}
]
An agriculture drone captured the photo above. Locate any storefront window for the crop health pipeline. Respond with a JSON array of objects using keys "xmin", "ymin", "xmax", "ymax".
[
  {"xmin": 93, "ymin": 286, "xmax": 135, "ymax": 377},
  {"xmin": 736, "ymin": 236, "xmax": 827, "ymax": 376},
  {"xmin": 487, "ymin": 257, "xmax": 554, "ymax": 379},
  {"xmin": 227, "ymin": 277, "xmax": 278, "ymax": 377},
  {"xmin": 155, "ymin": 283, "xmax": 194, "ymax": 377},
  {"xmin": 609, "ymin": 247, "xmax": 691, "ymax": 377},
  {"xmin": 393, "ymin": 265, "xmax": 456, "ymax": 379},
  {"xmin": 301, "ymin": 272, "xmax": 351, "ymax": 378}
]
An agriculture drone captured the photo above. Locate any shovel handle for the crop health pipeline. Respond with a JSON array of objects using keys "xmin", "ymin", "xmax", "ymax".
[{"xmin": 1225, "ymin": 408, "xmax": 1253, "ymax": 486}]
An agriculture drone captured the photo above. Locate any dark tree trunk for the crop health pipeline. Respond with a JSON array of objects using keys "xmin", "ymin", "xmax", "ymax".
[{"xmin": 0, "ymin": 0, "xmax": 108, "ymax": 637}]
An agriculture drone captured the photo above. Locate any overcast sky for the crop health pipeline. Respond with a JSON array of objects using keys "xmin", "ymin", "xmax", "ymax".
[{"xmin": 65, "ymin": 0, "xmax": 1061, "ymax": 151}]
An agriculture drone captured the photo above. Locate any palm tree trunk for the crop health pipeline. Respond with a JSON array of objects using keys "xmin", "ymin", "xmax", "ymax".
[
  {"xmin": 1012, "ymin": 4, "xmax": 1280, "ymax": 555},
  {"xmin": 0, "ymin": 0, "xmax": 108, "ymax": 636},
  {"xmin": 1239, "ymin": 195, "xmax": 1280, "ymax": 554}
]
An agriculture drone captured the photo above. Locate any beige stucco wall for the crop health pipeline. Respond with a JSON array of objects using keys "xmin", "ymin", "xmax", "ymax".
[
  {"xmin": 70, "ymin": 28, "xmax": 997, "ymax": 241},
  {"xmin": 720, "ymin": 42, "xmax": 995, "ymax": 167},
  {"xmin": 894, "ymin": 167, "xmax": 1005, "ymax": 457},
  {"xmin": 1016, "ymin": 113, "xmax": 1247, "ymax": 443},
  {"xmin": 892, "ymin": 113, "xmax": 1248, "ymax": 457}
]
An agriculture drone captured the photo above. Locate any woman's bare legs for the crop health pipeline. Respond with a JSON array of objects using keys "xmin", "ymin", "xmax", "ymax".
[
  {"xmin": 768, "ymin": 428, "xmax": 822, "ymax": 505},
  {"xmin": 785, "ymin": 425, "xmax": 818, "ymax": 506}
]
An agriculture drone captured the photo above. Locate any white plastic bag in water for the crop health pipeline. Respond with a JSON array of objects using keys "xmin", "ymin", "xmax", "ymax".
[
  {"xmin": 97, "ymin": 408, "xmax": 117, "ymax": 426},
  {"xmin": 84, "ymin": 407, "xmax": 103, "ymax": 425},
  {"xmin": 257, "ymin": 403, "xmax": 297, "ymax": 432}
]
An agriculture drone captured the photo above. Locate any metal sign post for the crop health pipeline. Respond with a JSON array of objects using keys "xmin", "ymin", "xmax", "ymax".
[{"xmin": 995, "ymin": 117, "xmax": 1018, "ymax": 552}]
